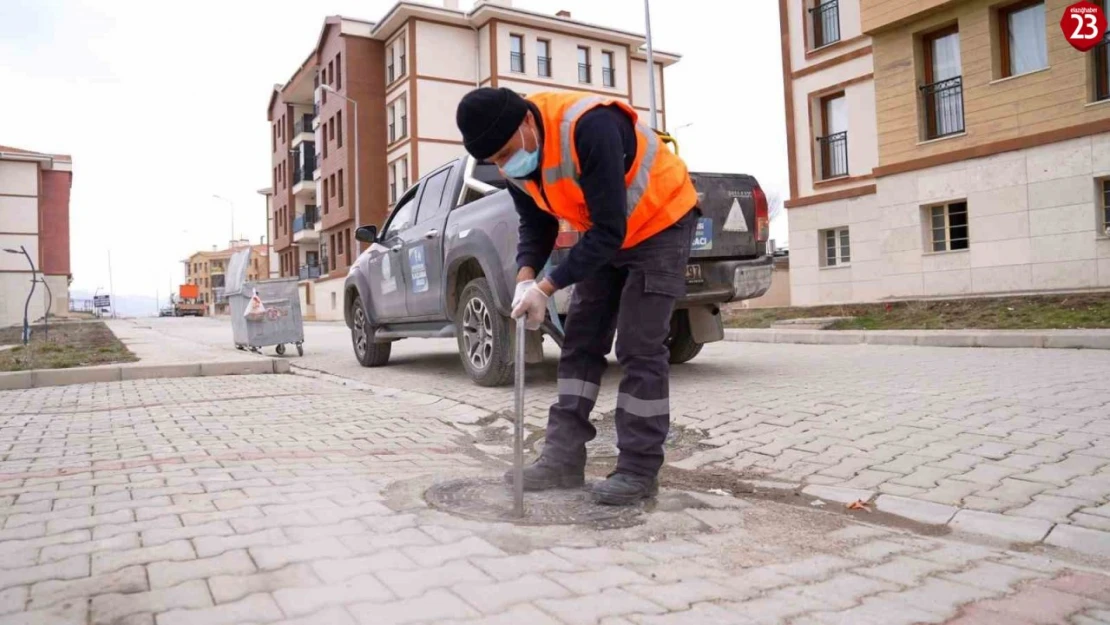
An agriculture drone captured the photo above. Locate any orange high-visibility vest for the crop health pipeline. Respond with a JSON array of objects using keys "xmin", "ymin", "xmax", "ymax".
[{"xmin": 506, "ymin": 92, "xmax": 698, "ymax": 249}]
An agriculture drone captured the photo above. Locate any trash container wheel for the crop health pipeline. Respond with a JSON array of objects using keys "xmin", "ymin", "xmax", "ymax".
[
  {"xmin": 275, "ymin": 343, "xmax": 286, "ymax": 356},
  {"xmin": 296, "ymin": 342, "xmax": 304, "ymax": 357}
]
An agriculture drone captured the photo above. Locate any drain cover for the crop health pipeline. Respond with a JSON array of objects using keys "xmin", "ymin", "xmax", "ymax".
[{"xmin": 424, "ymin": 477, "xmax": 645, "ymax": 528}]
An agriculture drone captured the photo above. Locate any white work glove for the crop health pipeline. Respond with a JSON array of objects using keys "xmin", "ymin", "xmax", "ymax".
[{"xmin": 511, "ymin": 279, "xmax": 548, "ymax": 331}]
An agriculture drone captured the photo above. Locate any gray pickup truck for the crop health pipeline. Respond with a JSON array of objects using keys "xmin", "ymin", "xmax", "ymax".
[{"xmin": 345, "ymin": 154, "xmax": 772, "ymax": 387}]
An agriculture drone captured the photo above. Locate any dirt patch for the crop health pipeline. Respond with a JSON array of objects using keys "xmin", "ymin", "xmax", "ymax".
[
  {"xmin": 724, "ymin": 292, "xmax": 1110, "ymax": 330},
  {"xmin": 0, "ymin": 321, "xmax": 137, "ymax": 372}
]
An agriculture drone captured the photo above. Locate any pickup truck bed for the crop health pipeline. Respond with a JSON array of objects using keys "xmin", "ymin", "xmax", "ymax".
[{"xmin": 345, "ymin": 154, "xmax": 773, "ymax": 387}]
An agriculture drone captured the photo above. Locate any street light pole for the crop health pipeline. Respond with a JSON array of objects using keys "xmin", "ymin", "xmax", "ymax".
[
  {"xmin": 321, "ymin": 85, "xmax": 361, "ymax": 252},
  {"xmin": 644, "ymin": 0, "xmax": 659, "ymax": 130},
  {"xmin": 213, "ymin": 194, "xmax": 235, "ymax": 246},
  {"xmin": 3, "ymin": 246, "xmax": 36, "ymax": 345}
]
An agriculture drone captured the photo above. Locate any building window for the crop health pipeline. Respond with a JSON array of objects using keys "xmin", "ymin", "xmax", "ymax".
[
  {"xmin": 389, "ymin": 162, "xmax": 397, "ymax": 204},
  {"xmin": 322, "ymin": 178, "xmax": 329, "ymax": 214},
  {"xmin": 577, "ymin": 46, "xmax": 591, "ymax": 83},
  {"xmin": 329, "ymin": 117, "xmax": 335, "ymax": 142},
  {"xmin": 921, "ymin": 25, "xmax": 964, "ymax": 139},
  {"xmin": 338, "ymin": 169, "xmax": 344, "ymax": 207},
  {"xmin": 330, "ymin": 235, "xmax": 337, "ymax": 270},
  {"xmin": 401, "ymin": 157, "xmax": 409, "ymax": 191},
  {"xmin": 1100, "ymin": 179, "xmax": 1110, "ymax": 234},
  {"xmin": 330, "ymin": 174, "xmax": 336, "ymax": 198},
  {"xmin": 388, "ymin": 106, "xmax": 396, "ymax": 143},
  {"xmin": 999, "ymin": 1, "xmax": 1047, "ymax": 78},
  {"xmin": 510, "ymin": 34, "xmax": 525, "ymax": 73},
  {"xmin": 399, "ymin": 37, "xmax": 407, "ymax": 76},
  {"xmin": 337, "ymin": 229, "xmax": 344, "ymax": 257},
  {"xmin": 537, "ymin": 39, "xmax": 551, "ymax": 77},
  {"xmin": 810, "ymin": 0, "xmax": 841, "ymax": 49},
  {"xmin": 602, "ymin": 51, "xmax": 615, "ymax": 87},
  {"xmin": 328, "ymin": 61, "xmax": 335, "ymax": 86},
  {"xmin": 399, "ymin": 97, "xmax": 408, "ymax": 139},
  {"xmin": 337, "ymin": 111, "xmax": 343, "ymax": 148},
  {"xmin": 928, "ymin": 201, "xmax": 970, "ymax": 252},
  {"xmin": 817, "ymin": 92, "xmax": 848, "ymax": 179},
  {"xmin": 387, "ymin": 48, "xmax": 395, "ymax": 83},
  {"xmin": 821, "ymin": 227, "xmax": 850, "ymax": 267},
  {"xmin": 335, "ymin": 53, "xmax": 342, "ymax": 90}
]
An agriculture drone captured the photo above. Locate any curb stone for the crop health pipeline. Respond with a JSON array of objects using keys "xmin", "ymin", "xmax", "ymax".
[
  {"xmin": 723, "ymin": 328, "xmax": 1110, "ymax": 350},
  {"xmin": 0, "ymin": 358, "xmax": 289, "ymax": 391}
]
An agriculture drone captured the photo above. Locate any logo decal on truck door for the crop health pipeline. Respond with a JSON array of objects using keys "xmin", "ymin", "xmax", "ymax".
[
  {"xmin": 691, "ymin": 217, "xmax": 713, "ymax": 251},
  {"xmin": 408, "ymin": 245, "xmax": 429, "ymax": 294}
]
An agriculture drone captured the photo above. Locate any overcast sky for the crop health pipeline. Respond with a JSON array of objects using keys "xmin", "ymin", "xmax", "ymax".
[{"xmin": 0, "ymin": 0, "xmax": 787, "ymax": 301}]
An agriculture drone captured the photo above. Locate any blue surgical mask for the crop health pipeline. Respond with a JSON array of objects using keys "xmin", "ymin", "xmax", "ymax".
[{"xmin": 501, "ymin": 127, "xmax": 539, "ymax": 178}]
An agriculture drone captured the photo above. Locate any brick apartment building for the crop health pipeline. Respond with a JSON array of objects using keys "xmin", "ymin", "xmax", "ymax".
[
  {"xmin": 183, "ymin": 242, "xmax": 268, "ymax": 316},
  {"xmin": 781, "ymin": 0, "xmax": 1110, "ymax": 305},
  {"xmin": 267, "ymin": 0, "xmax": 677, "ymax": 321},
  {"xmin": 0, "ymin": 145, "xmax": 72, "ymax": 328}
]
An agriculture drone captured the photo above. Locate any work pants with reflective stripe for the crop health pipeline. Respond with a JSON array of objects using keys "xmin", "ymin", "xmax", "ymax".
[{"xmin": 543, "ymin": 207, "xmax": 698, "ymax": 477}]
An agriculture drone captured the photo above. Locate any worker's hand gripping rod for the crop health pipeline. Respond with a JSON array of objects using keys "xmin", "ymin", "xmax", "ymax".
[{"xmin": 513, "ymin": 316, "xmax": 526, "ymax": 517}]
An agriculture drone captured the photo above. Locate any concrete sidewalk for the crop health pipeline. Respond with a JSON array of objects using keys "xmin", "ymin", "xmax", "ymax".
[{"xmin": 725, "ymin": 327, "xmax": 1110, "ymax": 349}]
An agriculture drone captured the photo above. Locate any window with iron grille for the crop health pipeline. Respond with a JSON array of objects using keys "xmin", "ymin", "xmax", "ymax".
[
  {"xmin": 927, "ymin": 201, "xmax": 970, "ymax": 252},
  {"xmin": 602, "ymin": 51, "xmax": 615, "ymax": 87},
  {"xmin": 577, "ymin": 46, "xmax": 591, "ymax": 83},
  {"xmin": 816, "ymin": 92, "xmax": 848, "ymax": 179},
  {"xmin": 387, "ymin": 48, "xmax": 395, "ymax": 83},
  {"xmin": 537, "ymin": 39, "xmax": 551, "ymax": 77},
  {"xmin": 510, "ymin": 34, "xmax": 525, "ymax": 73},
  {"xmin": 921, "ymin": 25, "xmax": 964, "ymax": 140},
  {"xmin": 810, "ymin": 0, "xmax": 840, "ymax": 48}
]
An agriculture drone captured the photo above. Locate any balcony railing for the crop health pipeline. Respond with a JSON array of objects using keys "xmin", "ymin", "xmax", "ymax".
[
  {"xmin": 1096, "ymin": 38, "xmax": 1110, "ymax": 102},
  {"xmin": 293, "ymin": 114, "xmax": 314, "ymax": 136},
  {"xmin": 511, "ymin": 52, "xmax": 525, "ymax": 73},
  {"xmin": 578, "ymin": 63, "xmax": 591, "ymax": 83},
  {"xmin": 299, "ymin": 264, "xmax": 322, "ymax": 281},
  {"xmin": 602, "ymin": 67, "xmax": 615, "ymax": 87},
  {"xmin": 387, "ymin": 64, "xmax": 395, "ymax": 83},
  {"xmin": 538, "ymin": 56, "xmax": 551, "ymax": 77},
  {"xmin": 293, "ymin": 206, "xmax": 318, "ymax": 232},
  {"xmin": 816, "ymin": 131, "xmax": 848, "ymax": 179},
  {"xmin": 810, "ymin": 0, "xmax": 841, "ymax": 48},
  {"xmin": 293, "ymin": 149, "xmax": 316, "ymax": 184},
  {"xmin": 920, "ymin": 76, "xmax": 965, "ymax": 140}
]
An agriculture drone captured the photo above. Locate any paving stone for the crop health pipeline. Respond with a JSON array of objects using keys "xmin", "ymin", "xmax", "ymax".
[
  {"xmin": 156, "ymin": 592, "xmax": 284, "ymax": 625},
  {"xmin": 273, "ymin": 574, "xmax": 394, "ymax": 617},
  {"xmin": 377, "ymin": 560, "xmax": 490, "ymax": 599},
  {"xmin": 91, "ymin": 580, "xmax": 212, "ymax": 625},
  {"xmin": 39, "ymin": 532, "xmax": 139, "ymax": 563},
  {"xmin": 348, "ymin": 588, "xmax": 480, "ymax": 625},
  {"xmin": 1042, "ymin": 571, "xmax": 1110, "ymax": 602},
  {"xmin": 250, "ymin": 537, "xmax": 350, "ymax": 570},
  {"xmin": 29, "ymin": 565, "xmax": 147, "ymax": 609},
  {"xmin": 454, "ymin": 573, "xmax": 571, "ymax": 613},
  {"xmin": 148, "ymin": 549, "xmax": 256, "ymax": 589},
  {"xmin": 0, "ymin": 555, "xmax": 89, "ymax": 591},
  {"xmin": 801, "ymin": 485, "xmax": 874, "ymax": 505},
  {"xmin": 856, "ymin": 556, "xmax": 956, "ymax": 586},
  {"xmin": 1045, "ymin": 524, "xmax": 1110, "ymax": 557},
  {"xmin": 401, "ymin": 536, "xmax": 503, "ymax": 567},
  {"xmin": 1005, "ymin": 495, "xmax": 1088, "ymax": 523},
  {"xmin": 311, "ymin": 549, "xmax": 418, "ymax": 584},
  {"xmin": 917, "ymin": 479, "xmax": 982, "ymax": 506},
  {"xmin": 624, "ymin": 538, "xmax": 711, "ymax": 561},
  {"xmin": 209, "ymin": 562, "xmax": 321, "ymax": 604},
  {"xmin": 878, "ymin": 577, "xmax": 999, "ymax": 617},
  {"xmin": 340, "ymin": 527, "xmax": 436, "ymax": 554},
  {"xmin": 941, "ymin": 561, "xmax": 1048, "ymax": 592},
  {"xmin": 763, "ymin": 555, "xmax": 855, "ymax": 582},
  {"xmin": 949, "ymin": 510, "xmax": 1054, "ymax": 543},
  {"xmin": 631, "ymin": 602, "xmax": 760, "ymax": 624},
  {"xmin": 92, "ymin": 539, "xmax": 195, "ymax": 575},
  {"xmin": 0, "ymin": 600, "xmax": 87, "ymax": 625},
  {"xmin": 795, "ymin": 595, "xmax": 948, "ymax": 625},
  {"xmin": 1018, "ymin": 456, "xmax": 1110, "ymax": 487},
  {"xmin": 536, "ymin": 587, "xmax": 667, "ymax": 625},
  {"xmin": 282, "ymin": 519, "xmax": 365, "ymax": 542},
  {"xmin": 972, "ymin": 585, "xmax": 1100, "ymax": 624},
  {"xmin": 846, "ymin": 540, "xmax": 915, "ymax": 562},
  {"xmin": 93, "ymin": 515, "xmax": 182, "ymax": 541},
  {"xmin": 193, "ymin": 528, "xmax": 287, "ymax": 558},
  {"xmin": 269, "ymin": 607, "xmax": 358, "ymax": 625},
  {"xmin": 874, "ymin": 495, "xmax": 958, "ymax": 525},
  {"xmin": 0, "ymin": 587, "xmax": 26, "ymax": 616},
  {"xmin": 550, "ymin": 547, "xmax": 652, "ymax": 566},
  {"xmin": 549, "ymin": 566, "xmax": 653, "ymax": 594}
]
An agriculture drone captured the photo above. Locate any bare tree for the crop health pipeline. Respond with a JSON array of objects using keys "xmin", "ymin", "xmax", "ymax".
[{"xmin": 765, "ymin": 189, "xmax": 785, "ymax": 223}]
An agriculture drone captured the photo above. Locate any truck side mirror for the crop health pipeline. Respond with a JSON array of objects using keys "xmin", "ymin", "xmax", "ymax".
[{"xmin": 355, "ymin": 225, "xmax": 378, "ymax": 243}]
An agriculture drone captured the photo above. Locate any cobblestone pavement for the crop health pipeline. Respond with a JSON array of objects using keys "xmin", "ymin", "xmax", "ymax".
[
  {"xmin": 2, "ymin": 373, "xmax": 1109, "ymax": 624},
  {"xmin": 128, "ymin": 318, "xmax": 1110, "ymax": 539}
]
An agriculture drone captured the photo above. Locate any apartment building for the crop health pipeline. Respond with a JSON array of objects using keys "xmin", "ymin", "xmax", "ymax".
[
  {"xmin": 266, "ymin": 0, "xmax": 676, "ymax": 321},
  {"xmin": 782, "ymin": 0, "xmax": 1110, "ymax": 305},
  {"xmin": 258, "ymin": 187, "xmax": 280, "ymax": 279},
  {"xmin": 0, "ymin": 144, "xmax": 72, "ymax": 328},
  {"xmin": 183, "ymin": 242, "xmax": 268, "ymax": 316}
]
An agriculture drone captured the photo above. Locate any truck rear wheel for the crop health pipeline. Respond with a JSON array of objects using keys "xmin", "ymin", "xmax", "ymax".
[
  {"xmin": 351, "ymin": 298, "xmax": 391, "ymax": 367},
  {"xmin": 456, "ymin": 277, "xmax": 513, "ymax": 387},
  {"xmin": 667, "ymin": 309, "xmax": 704, "ymax": 364}
]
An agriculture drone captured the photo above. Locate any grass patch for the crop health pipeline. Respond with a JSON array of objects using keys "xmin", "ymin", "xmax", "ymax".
[
  {"xmin": 0, "ymin": 321, "xmax": 137, "ymax": 372},
  {"xmin": 724, "ymin": 293, "xmax": 1110, "ymax": 331}
]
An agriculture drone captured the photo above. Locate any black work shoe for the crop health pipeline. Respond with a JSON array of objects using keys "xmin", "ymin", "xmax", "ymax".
[
  {"xmin": 590, "ymin": 471, "xmax": 659, "ymax": 506},
  {"xmin": 504, "ymin": 455, "xmax": 585, "ymax": 491}
]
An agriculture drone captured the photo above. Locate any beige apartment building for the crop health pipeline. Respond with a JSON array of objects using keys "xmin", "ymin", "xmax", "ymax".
[
  {"xmin": 183, "ymin": 242, "xmax": 268, "ymax": 316},
  {"xmin": 0, "ymin": 145, "xmax": 72, "ymax": 328},
  {"xmin": 782, "ymin": 0, "xmax": 1110, "ymax": 305},
  {"xmin": 267, "ymin": 0, "xmax": 675, "ymax": 321}
]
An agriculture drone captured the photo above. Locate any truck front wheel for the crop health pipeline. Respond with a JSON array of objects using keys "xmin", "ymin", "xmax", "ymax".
[
  {"xmin": 351, "ymin": 298, "xmax": 391, "ymax": 367},
  {"xmin": 666, "ymin": 309, "xmax": 704, "ymax": 364},
  {"xmin": 456, "ymin": 278, "xmax": 514, "ymax": 387}
]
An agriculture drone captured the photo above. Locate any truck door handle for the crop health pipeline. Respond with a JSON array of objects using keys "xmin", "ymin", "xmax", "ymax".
[
  {"xmin": 390, "ymin": 244, "xmax": 402, "ymax": 253},
  {"xmin": 424, "ymin": 229, "xmax": 439, "ymax": 239}
]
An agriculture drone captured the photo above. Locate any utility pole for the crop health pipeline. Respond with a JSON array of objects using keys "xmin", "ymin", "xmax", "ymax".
[{"xmin": 644, "ymin": 0, "xmax": 659, "ymax": 130}]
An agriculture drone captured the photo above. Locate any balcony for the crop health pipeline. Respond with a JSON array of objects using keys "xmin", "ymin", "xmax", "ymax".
[
  {"xmin": 578, "ymin": 63, "xmax": 591, "ymax": 84},
  {"xmin": 538, "ymin": 56, "xmax": 551, "ymax": 77},
  {"xmin": 920, "ymin": 76, "xmax": 964, "ymax": 140},
  {"xmin": 602, "ymin": 67, "xmax": 615, "ymax": 88},
  {"xmin": 292, "ymin": 114, "xmax": 314, "ymax": 146},
  {"xmin": 293, "ymin": 205, "xmax": 319, "ymax": 243},
  {"xmin": 810, "ymin": 0, "xmax": 841, "ymax": 48},
  {"xmin": 292, "ymin": 148, "xmax": 317, "ymax": 196},
  {"xmin": 816, "ymin": 131, "xmax": 848, "ymax": 180},
  {"xmin": 298, "ymin": 264, "xmax": 322, "ymax": 281},
  {"xmin": 511, "ymin": 52, "xmax": 525, "ymax": 73}
]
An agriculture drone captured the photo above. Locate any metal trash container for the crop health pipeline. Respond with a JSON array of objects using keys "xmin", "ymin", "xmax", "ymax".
[{"xmin": 225, "ymin": 249, "xmax": 305, "ymax": 356}]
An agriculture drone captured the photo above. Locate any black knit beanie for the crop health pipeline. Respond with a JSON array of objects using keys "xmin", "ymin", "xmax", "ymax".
[{"xmin": 456, "ymin": 87, "xmax": 528, "ymax": 160}]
